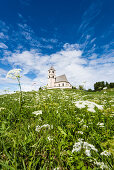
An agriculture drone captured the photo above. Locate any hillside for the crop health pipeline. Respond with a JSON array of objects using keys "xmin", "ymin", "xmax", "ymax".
[{"xmin": 0, "ymin": 89, "xmax": 114, "ymax": 169}]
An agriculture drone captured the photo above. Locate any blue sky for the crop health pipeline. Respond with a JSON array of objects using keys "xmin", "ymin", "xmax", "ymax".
[{"xmin": 0, "ymin": 0, "xmax": 114, "ymax": 93}]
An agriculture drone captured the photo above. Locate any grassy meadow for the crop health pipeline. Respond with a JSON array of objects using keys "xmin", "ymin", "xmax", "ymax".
[{"xmin": 0, "ymin": 88, "xmax": 114, "ymax": 169}]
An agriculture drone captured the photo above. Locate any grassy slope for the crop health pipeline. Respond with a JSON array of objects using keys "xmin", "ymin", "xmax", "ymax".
[{"xmin": 0, "ymin": 89, "xmax": 114, "ymax": 169}]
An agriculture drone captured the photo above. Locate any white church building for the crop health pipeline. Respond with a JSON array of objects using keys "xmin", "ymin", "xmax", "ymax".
[{"xmin": 47, "ymin": 66, "xmax": 72, "ymax": 89}]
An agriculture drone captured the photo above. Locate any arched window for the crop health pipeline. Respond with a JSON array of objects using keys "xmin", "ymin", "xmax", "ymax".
[{"xmin": 62, "ymin": 83, "xmax": 64, "ymax": 86}]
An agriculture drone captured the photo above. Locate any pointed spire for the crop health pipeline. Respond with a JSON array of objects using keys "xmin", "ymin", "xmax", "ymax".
[{"xmin": 48, "ymin": 66, "xmax": 56, "ymax": 71}]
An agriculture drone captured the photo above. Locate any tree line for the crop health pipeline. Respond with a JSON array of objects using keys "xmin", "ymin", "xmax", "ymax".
[{"xmin": 93, "ymin": 81, "xmax": 114, "ymax": 91}]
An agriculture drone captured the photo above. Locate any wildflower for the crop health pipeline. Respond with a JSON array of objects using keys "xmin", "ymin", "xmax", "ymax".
[
  {"xmin": 103, "ymin": 87, "xmax": 107, "ymax": 90},
  {"xmin": 6, "ymin": 69, "xmax": 22, "ymax": 79},
  {"xmin": 83, "ymin": 124, "xmax": 88, "ymax": 128},
  {"xmin": 75, "ymin": 101, "xmax": 103, "ymax": 112},
  {"xmin": 94, "ymin": 160, "xmax": 108, "ymax": 169},
  {"xmin": 35, "ymin": 124, "xmax": 50, "ymax": 132},
  {"xmin": 0, "ymin": 107, "xmax": 5, "ymax": 111},
  {"xmin": 83, "ymin": 142, "xmax": 98, "ymax": 152},
  {"xmin": 72, "ymin": 139, "xmax": 98, "ymax": 156},
  {"xmin": 100, "ymin": 150, "xmax": 111, "ymax": 156},
  {"xmin": 32, "ymin": 110, "xmax": 42, "ymax": 116},
  {"xmin": 47, "ymin": 136, "xmax": 53, "ymax": 141},
  {"xmin": 72, "ymin": 138, "xmax": 83, "ymax": 153},
  {"xmin": 77, "ymin": 131, "xmax": 83, "ymax": 134},
  {"xmin": 36, "ymin": 125, "xmax": 40, "ymax": 132},
  {"xmin": 97, "ymin": 122, "xmax": 104, "ymax": 127},
  {"xmin": 85, "ymin": 149, "xmax": 91, "ymax": 157}
]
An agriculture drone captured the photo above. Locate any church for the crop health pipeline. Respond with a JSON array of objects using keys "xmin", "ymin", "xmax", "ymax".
[{"xmin": 47, "ymin": 66, "xmax": 72, "ymax": 89}]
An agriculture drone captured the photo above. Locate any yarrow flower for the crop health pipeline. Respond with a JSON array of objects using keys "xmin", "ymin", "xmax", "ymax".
[
  {"xmin": 72, "ymin": 139, "xmax": 98, "ymax": 157},
  {"xmin": 77, "ymin": 131, "xmax": 83, "ymax": 134},
  {"xmin": 36, "ymin": 124, "xmax": 50, "ymax": 132},
  {"xmin": 97, "ymin": 122, "xmax": 104, "ymax": 127},
  {"xmin": 32, "ymin": 110, "xmax": 42, "ymax": 116},
  {"xmin": 100, "ymin": 150, "xmax": 111, "ymax": 156},
  {"xmin": 94, "ymin": 160, "xmax": 108, "ymax": 169},
  {"xmin": 6, "ymin": 69, "xmax": 22, "ymax": 79},
  {"xmin": 47, "ymin": 136, "xmax": 53, "ymax": 141}
]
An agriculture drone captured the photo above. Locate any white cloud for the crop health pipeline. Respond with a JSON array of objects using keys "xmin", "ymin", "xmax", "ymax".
[
  {"xmin": 0, "ymin": 43, "xmax": 8, "ymax": 49},
  {"xmin": 2, "ymin": 43, "xmax": 114, "ymax": 91}
]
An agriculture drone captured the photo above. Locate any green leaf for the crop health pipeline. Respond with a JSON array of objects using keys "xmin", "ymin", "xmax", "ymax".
[
  {"xmin": 58, "ymin": 126, "xmax": 67, "ymax": 136},
  {"xmin": 0, "ymin": 161, "xmax": 15, "ymax": 170}
]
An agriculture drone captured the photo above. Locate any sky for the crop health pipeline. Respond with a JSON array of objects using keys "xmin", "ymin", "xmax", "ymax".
[{"xmin": 0, "ymin": 0, "xmax": 114, "ymax": 93}]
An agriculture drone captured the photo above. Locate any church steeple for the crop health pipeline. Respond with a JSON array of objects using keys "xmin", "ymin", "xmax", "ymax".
[{"xmin": 48, "ymin": 66, "xmax": 56, "ymax": 88}]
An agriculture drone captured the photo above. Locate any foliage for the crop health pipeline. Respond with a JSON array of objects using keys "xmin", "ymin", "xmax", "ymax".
[
  {"xmin": 94, "ymin": 81, "xmax": 114, "ymax": 91},
  {"xmin": 0, "ymin": 88, "xmax": 114, "ymax": 169},
  {"xmin": 79, "ymin": 85, "xmax": 84, "ymax": 90}
]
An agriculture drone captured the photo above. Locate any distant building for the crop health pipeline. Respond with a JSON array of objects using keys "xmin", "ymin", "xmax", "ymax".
[{"xmin": 47, "ymin": 66, "xmax": 72, "ymax": 89}]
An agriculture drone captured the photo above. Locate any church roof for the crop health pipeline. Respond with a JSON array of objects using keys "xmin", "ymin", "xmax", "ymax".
[
  {"xmin": 55, "ymin": 74, "xmax": 68, "ymax": 82},
  {"xmin": 48, "ymin": 66, "xmax": 56, "ymax": 71}
]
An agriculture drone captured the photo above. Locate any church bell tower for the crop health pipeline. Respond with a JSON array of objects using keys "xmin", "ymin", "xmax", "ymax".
[{"xmin": 48, "ymin": 66, "xmax": 56, "ymax": 88}]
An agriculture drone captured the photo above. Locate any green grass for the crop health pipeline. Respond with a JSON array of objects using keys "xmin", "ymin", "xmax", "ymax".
[{"xmin": 0, "ymin": 88, "xmax": 114, "ymax": 169}]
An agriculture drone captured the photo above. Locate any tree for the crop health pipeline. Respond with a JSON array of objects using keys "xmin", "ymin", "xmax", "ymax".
[
  {"xmin": 94, "ymin": 81, "xmax": 105, "ymax": 91},
  {"xmin": 109, "ymin": 82, "xmax": 114, "ymax": 88},
  {"xmin": 79, "ymin": 85, "xmax": 84, "ymax": 90}
]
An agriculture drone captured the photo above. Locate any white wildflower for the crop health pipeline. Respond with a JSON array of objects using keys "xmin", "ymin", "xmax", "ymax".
[
  {"xmin": 103, "ymin": 87, "xmax": 107, "ymax": 90},
  {"xmin": 53, "ymin": 168, "xmax": 60, "ymax": 170},
  {"xmin": 79, "ymin": 119, "xmax": 84, "ymax": 124},
  {"xmin": 77, "ymin": 131, "xmax": 83, "ymax": 134},
  {"xmin": 75, "ymin": 101, "xmax": 103, "ymax": 112},
  {"xmin": 97, "ymin": 122, "xmax": 104, "ymax": 127},
  {"xmin": 72, "ymin": 139, "xmax": 98, "ymax": 157},
  {"xmin": 83, "ymin": 142, "xmax": 98, "ymax": 152},
  {"xmin": 100, "ymin": 150, "xmax": 111, "ymax": 156},
  {"xmin": 6, "ymin": 69, "xmax": 22, "ymax": 79},
  {"xmin": 32, "ymin": 110, "xmax": 42, "ymax": 116},
  {"xmin": 83, "ymin": 125, "xmax": 88, "ymax": 128},
  {"xmin": 94, "ymin": 160, "xmax": 108, "ymax": 169},
  {"xmin": 35, "ymin": 125, "xmax": 41, "ymax": 132},
  {"xmin": 35, "ymin": 124, "xmax": 50, "ymax": 132},
  {"xmin": 85, "ymin": 149, "xmax": 91, "ymax": 157},
  {"xmin": 72, "ymin": 138, "xmax": 83, "ymax": 153},
  {"xmin": 47, "ymin": 136, "xmax": 53, "ymax": 141},
  {"xmin": 0, "ymin": 107, "xmax": 5, "ymax": 111}
]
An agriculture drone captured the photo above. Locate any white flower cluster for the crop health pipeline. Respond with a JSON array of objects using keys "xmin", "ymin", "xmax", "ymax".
[
  {"xmin": 83, "ymin": 124, "xmax": 88, "ymax": 128},
  {"xmin": 72, "ymin": 138, "xmax": 83, "ymax": 153},
  {"xmin": 77, "ymin": 131, "xmax": 83, "ymax": 134},
  {"xmin": 6, "ymin": 69, "xmax": 22, "ymax": 79},
  {"xmin": 97, "ymin": 122, "xmax": 104, "ymax": 127},
  {"xmin": 75, "ymin": 101, "xmax": 103, "ymax": 112},
  {"xmin": 72, "ymin": 138, "xmax": 98, "ymax": 157},
  {"xmin": 36, "ymin": 124, "xmax": 50, "ymax": 132},
  {"xmin": 47, "ymin": 136, "xmax": 53, "ymax": 141},
  {"xmin": 32, "ymin": 110, "xmax": 42, "ymax": 116},
  {"xmin": 94, "ymin": 160, "xmax": 108, "ymax": 169},
  {"xmin": 0, "ymin": 107, "xmax": 5, "ymax": 111},
  {"xmin": 100, "ymin": 150, "xmax": 111, "ymax": 156}
]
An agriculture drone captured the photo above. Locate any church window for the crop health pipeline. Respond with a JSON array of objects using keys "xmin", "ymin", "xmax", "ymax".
[
  {"xmin": 58, "ymin": 84, "xmax": 60, "ymax": 86},
  {"xmin": 52, "ymin": 76, "xmax": 54, "ymax": 78},
  {"xmin": 52, "ymin": 71, "xmax": 54, "ymax": 73},
  {"xmin": 62, "ymin": 83, "xmax": 64, "ymax": 86}
]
